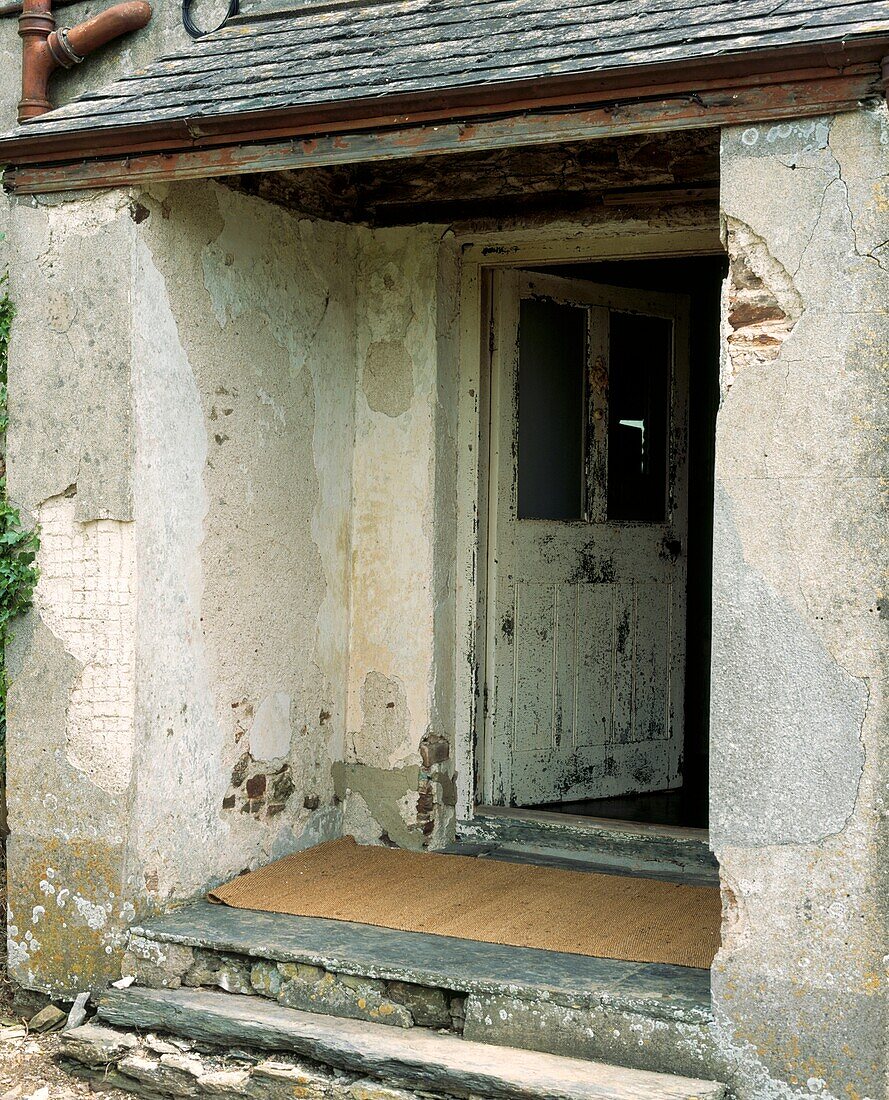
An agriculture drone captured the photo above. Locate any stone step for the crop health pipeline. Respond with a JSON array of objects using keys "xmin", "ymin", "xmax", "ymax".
[
  {"xmin": 95, "ymin": 986, "xmax": 727, "ymax": 1100},
  {"xmin": 458, "ymin": 809, "xmax": 717, "ymax": 885},
  {"xmin": 124, "ymin": 901, "xmax": 726, "ymax": 1081}
]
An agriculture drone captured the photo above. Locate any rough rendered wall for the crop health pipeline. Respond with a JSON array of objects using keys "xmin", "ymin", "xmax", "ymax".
[
  {"xmin": 130, "ymin": 181, "xmax": 356, "ymax": 901},
  {"xmin": 712, "ymin": 110, "xmax": 888, "ymax": 1098},
  {"xmin": 4, "ymin": 180, "xmax": 359, "ymax": 993},
  {"xmin": 338, "ymin": 226, "xmax": 459, "ymax": 850},
  {"xmin": 5, "ymin": 190, "xmax": 141, "ymax": 996}
]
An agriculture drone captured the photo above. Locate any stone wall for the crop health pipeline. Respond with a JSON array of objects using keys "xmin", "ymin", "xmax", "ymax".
[
  {"xmin": 4, "ymin": 180, "xmax": 363, "ymax": 993},
  {"xmin": 3, "ymin": 176, "xmax": 461, "ymax": 993},
  {"xmin": 6, "ymin": 189, "xmax": 146, "ymax": 996},
  {"xmin": 337, "ymin": 226, "xmax": 459, "ymax": 851},
  {"xmin": 711, "ymin": 108, "xmax": 888, "ymax": 1099}
]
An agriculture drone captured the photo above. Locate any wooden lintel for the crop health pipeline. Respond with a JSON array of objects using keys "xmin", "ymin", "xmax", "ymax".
[{"xmin": 5, "ymin": 68, "xmax": 882, "ymax": 195}]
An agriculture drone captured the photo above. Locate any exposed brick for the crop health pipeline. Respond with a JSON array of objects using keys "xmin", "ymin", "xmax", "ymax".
[
  {"xmin": 246, "ymin": 774, "xmax": 267, "ymax": 798},
  {"xmin": 419, "ymin": 734, "xmax": 449, "ymax": 768},
  {"xmin": 230, "ymin": 753, "xmax": 251, "ymax": 788}
]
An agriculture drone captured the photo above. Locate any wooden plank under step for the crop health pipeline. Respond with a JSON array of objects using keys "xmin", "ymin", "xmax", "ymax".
[{"xmin": 98, "ymin": 986, "xmax": 726, "ymax": 1100}]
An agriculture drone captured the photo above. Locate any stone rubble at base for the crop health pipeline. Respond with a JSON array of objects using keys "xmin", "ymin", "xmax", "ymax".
[
  {"xmin": 62, "ymin": 1022, "xmax": 468, "ymax": 1100},
  {"xmin": 121, "ymin": 939, "xmax": 465, "ymax": 1033}
]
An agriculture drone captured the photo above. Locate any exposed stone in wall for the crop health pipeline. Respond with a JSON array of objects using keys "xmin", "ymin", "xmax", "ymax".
[
  {"xmin": 119, "ymin": 937, "xmax": 462, "ymax": 1033},
  {"xmin": 222, "ymin": 755, "xmax": 298, "ymax": 820},
  {"xmin": 417, "ymin": 736, "xmax": 456, "ymax": 847},
  {"xmin": 721, "ymin": 217, "xmax": 803, "ymax": 387},
  {"xmin": 713, "ymin": 108, "xmax": 888, "ymax": 1100}
]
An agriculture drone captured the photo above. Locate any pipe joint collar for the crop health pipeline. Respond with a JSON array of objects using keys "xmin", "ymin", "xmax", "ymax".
[{"xmin": 48, "ymin": 26, "xmax": 83, "ymax": 67}]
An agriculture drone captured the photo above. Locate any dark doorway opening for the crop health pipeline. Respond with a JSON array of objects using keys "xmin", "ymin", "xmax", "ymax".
[{"xmin": 525, "ymin": 254, "xmax": 727, "ymax": 830}]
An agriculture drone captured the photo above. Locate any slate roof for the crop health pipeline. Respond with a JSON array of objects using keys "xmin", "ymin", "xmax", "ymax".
[{"xmin": 8, "ymin": 0, "xmax": 889, "ymax": 141}]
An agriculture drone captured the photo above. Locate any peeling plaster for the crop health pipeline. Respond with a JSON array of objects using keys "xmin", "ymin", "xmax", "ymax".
[
  {"xmin": 362, "ymin": 339, "xmax": 416, "ymax": 417},
  {"xmin": 713, "ymin": 106, "xmax": 888, "ymax": 1100},
  {"xmin": 347, "ymin": 671, "xmax": 412, "ymax": 770},
  {"xmin": 34, "ymin": 493, "xmax": 137, "ymax": 797},
  {"xmin": 130, "ymin": 181, "xmax": 358, "ymax": 897},
  {"xmin": 332, "ymin": 762, "xmax": 423, "ymax": 850}
]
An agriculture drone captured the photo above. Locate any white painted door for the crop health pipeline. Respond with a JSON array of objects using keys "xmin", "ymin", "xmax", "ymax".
[{"xmin": 484, "ymin": 270, "xmax": 690, "ymax": 807}]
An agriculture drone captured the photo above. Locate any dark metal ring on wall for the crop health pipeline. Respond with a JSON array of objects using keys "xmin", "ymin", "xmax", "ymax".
[{"xmin": 182, "ymin": 0, "xmax": 239, "ymax": 39}]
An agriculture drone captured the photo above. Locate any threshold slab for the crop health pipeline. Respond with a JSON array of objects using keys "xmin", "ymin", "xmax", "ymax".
[{"xmin": 134, "ymin": 900, "xmax": 711, "ymax": 1023}]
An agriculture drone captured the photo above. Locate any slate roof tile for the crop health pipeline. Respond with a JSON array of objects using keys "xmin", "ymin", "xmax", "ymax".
[{"xmin": 8, "ymin": 0, "xmax": 889, "ymax": 139}]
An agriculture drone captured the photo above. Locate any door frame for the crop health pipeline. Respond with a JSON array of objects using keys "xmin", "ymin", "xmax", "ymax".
[{"xmin": 452, "ymin": 222, "xmax": 724, "ymax": 821}]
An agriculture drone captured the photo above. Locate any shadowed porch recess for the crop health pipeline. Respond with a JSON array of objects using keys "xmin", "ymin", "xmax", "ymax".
[{"xmin": 208, "ymin": 836, "xmax": 721, "ymax": 969}]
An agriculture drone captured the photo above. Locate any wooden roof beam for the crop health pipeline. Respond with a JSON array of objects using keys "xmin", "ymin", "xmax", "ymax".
[{"xmin": 3, "ymin": 43, "xmax": 886, "ymax": 194}]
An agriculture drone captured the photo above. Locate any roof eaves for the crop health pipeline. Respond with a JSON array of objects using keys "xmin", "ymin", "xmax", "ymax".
[{"xmin": 1, "ymin": 33, "xmax": 888, "ymax": 181}]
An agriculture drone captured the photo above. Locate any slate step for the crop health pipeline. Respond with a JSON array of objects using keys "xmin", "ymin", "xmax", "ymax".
[
  {"xmin": 125, "ymin": 901, "xmax": 726, "ymax": 1081},
  {"xmin": 96, "ymin": 986, "xmax": 727, "ymax": 1100},
  {"xmin": 458, "ymin": 809, "xmax": 718, "ymax": 885}
]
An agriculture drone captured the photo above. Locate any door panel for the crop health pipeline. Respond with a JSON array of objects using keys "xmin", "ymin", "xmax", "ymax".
[
  {"xmin": 485, "ymin": 270, "xmax": 689, "ymax": 807},
  {"xmin": 575, "ymin": 582, "xmax": 612, "ymax": 748}
]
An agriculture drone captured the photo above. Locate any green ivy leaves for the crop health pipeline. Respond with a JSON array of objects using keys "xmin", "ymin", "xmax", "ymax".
[
  {"xmin": 0, "ymin": 268, "xmax": 12, "ymax": 436},
  {"xmin": 0, "ymin": 269, "xmax": 40, "ymax": 751}
]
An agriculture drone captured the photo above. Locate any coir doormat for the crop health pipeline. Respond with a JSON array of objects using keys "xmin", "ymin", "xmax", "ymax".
[{"xmin": 209, "ymin": 835, "xmax": 720, "ymax": 969}]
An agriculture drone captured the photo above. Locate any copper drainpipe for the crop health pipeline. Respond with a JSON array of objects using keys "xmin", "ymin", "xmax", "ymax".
[{"xmin": 18, "ymin": 0, "xmax": 152, "ymax": 122}]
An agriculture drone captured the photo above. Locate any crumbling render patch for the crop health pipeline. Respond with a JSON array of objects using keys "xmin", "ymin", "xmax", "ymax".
[
  {"xmin": 35, "ymin": 491, "xmax": 136, "ymax": 796},
  {"xmin": 332, "ymin": 762, "xmax": 422, "ymax": 850},
  {"xmin": 362, "ymin": 339, "xmax": 415, "ymax": 417},
  {"xmin": 721, "ymin": 216, "xmax": 803, "ymax": 389},
  {"xmin": 348, "ymin": 672, "xmax": 412, "ymax": 769}
]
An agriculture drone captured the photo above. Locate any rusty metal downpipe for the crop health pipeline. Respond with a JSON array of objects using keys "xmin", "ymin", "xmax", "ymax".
[{"xmin": 18, "ymin": 0, "xmax": 152, "ymax": 122}]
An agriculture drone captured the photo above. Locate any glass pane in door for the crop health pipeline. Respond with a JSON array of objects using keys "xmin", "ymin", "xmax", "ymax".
[
  {"xmin": 607, "ymin": 311, "xmax": 671, "ymax": 522},
  {"xmin": 517, "ymin": 297, "xmax": 587, "ymax": 520}
]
